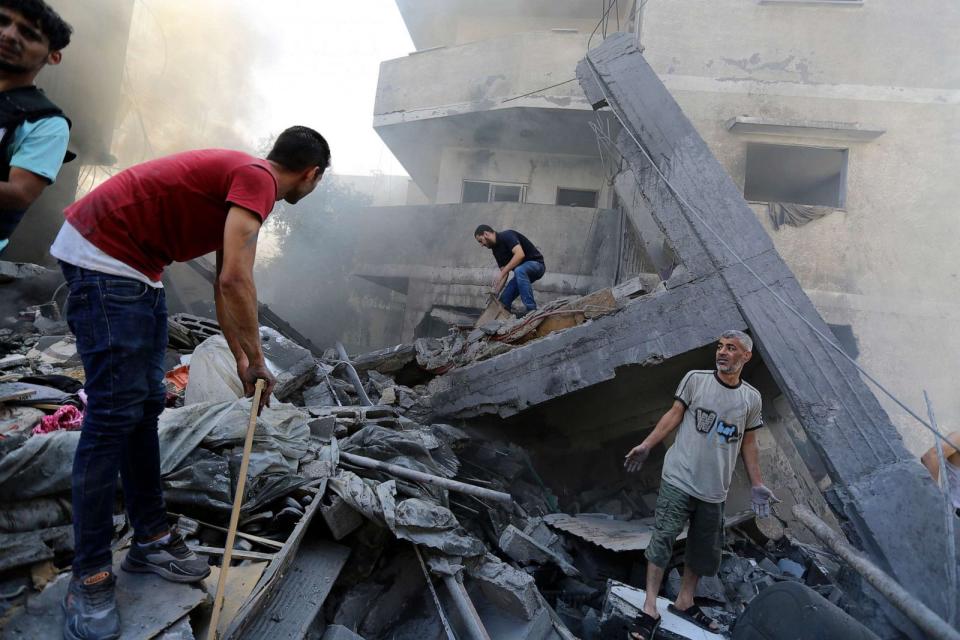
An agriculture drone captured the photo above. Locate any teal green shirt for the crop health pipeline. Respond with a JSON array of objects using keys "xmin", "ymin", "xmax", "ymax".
[
  {"xmin": 0, "ymin": 116, "xmax": 70, "ymax": 252},
  {"xmin": 6, "ymin": 116, "xmax": 70, "ymax": 182}
]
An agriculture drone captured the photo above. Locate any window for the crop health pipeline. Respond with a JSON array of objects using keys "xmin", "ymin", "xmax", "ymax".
[
  {"xmin": 461, "ymin": 180, "xmax": 527, "ymax": 204},
  {"xmin": 744, "ymin": 143, "xmax": 847, "ymax": 208},
  {"xmin": 556, "ymin": 188, "xmax": 599, "ymax": 208},
  {"xmin": 462, "ymin": 181, "xmax": 491, "ymax": 203}
]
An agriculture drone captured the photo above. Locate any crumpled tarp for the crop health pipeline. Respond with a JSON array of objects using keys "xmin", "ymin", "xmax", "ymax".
[
  {"xmin": 184, "ymin": 327, "xmax": 314, "ymax": 405},
  {"xmin": 0, "ymin": 398, "xmax": 309, "ymax": 501},
  {"xmin": 767, "ymin": 202, "xmax": 834, "ymax": 230},
  {"xmin": 341, "ymin": 425, "xmax": 459, "ymax": 479},
  {"xmin": 328, "ymin": 472, "xmax": 484, "ymax": 557}
]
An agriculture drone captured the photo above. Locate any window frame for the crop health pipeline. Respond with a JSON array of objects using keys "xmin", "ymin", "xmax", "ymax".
[
  {"xmin": 742, "ymin": 142, "xmax": 849, "ymax": 210},
  {"xmin": 461, "ymin": 179, "xmax": 528, "ymax": 204},
  {"xmin": 555, "ymin": 186, "xmax": 600, "ymax": 208}
]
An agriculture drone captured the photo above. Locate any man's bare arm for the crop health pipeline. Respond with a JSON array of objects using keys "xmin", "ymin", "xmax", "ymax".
[
  {"xmin": 921, "ymin": 431, "xmax": 960, "ymax": 484},
  {"xmin": 217, "ymin": 206, "xmax": 276, "ymax": 409},
  {"xmin": 0, "ymin": 168, "xmax": 50, "ymax": 211},
  {"xmin": 214, "ymin": 248, "xmax": 248, "ymax": 372},
  {"xmin": 494, "ymin": 245, "xmax": 526, "ymax": 291},
  {"xmin": 740, "ymin": 429, "xmax": 764, "ymax": 487},
  {"xmin": 624, "ymin": 400, "xmax": 685, "ymax": 471}
]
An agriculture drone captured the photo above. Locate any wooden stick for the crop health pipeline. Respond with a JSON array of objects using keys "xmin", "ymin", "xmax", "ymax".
[{"xmin": 207, "ymin": 379, "xmax": 265, "ymax": 640}]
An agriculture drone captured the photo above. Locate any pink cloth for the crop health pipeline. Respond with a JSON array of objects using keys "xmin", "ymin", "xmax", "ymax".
[{"xmin": 33, "ymin": 405, "xmax": 84, "ymax": 435}]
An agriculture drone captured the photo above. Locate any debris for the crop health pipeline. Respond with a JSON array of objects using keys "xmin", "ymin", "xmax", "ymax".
[
  {"xmin": 498, "ymin": 525, "xmax": 580, "ymax": 577},
  {"xmin": 199, "ymin": 562, "xmax": 268, "ymax": 638},
  {"xmin": 0, "ymin": 261, "xmax": 48, "ymax": 284},
  {"xmin": 731, "ymin": 581, "xmax": 879, "ymax": 640},
  {"xmin": 24, "ymin": 336, "xmax": 80, "ymax": 368},
  {"xmin": 543, "ymin": 510, "xmax": 753, "ymax": 552},
  {"xmin": 2, "ymin": 553, "xmax": 206, "ymax": 639},
  {"xmin": 322, "ymin": 625, "xmax": 367, "ymax": 640},
  {"xmin": 0, "ymin": 497, "xmax": 72, "ymax": 533},
  {"xmin": 31, "ymin": 404, "xmax": 83, "ymax": 435},
  {"xmin": 0, "ymin": 354, "xmax": 28, "ymax": 369},
  {"xmin": 350, "ymin": 343, "xmax": 416, "ymax": 375},
  {"xmin": 466, "ymin": 554, "xmax": 541, "ymax": 622},
  {"xmin": 340, "ymin": 451, "xmax": 511, "ymax": 505},
  {"xmin": 600, "ymin": 580, "xmax": 725, "ymax": 639},
  {"xmin": 321, "ymin": 494, "xmax": 365, "ymax": 541}
]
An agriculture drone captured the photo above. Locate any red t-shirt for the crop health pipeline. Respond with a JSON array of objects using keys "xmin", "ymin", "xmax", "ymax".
[{"xmin": 64, "ymin": 149, "xmax": 278, "ymax": 281}]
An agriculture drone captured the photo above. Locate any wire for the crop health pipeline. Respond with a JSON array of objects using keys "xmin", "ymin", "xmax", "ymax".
[
  {"xmin": 500, "ymin": 78, "xmax": 577, "ymax": 104},
  {"xmin": 581, "ymin": 56, "xmax": 952, "ymax": 450}
]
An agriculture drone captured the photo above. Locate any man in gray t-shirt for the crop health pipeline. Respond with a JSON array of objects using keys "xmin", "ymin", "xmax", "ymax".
[{"xmin": 622, "ymin": 330, "xmax": 778, "ymax": 638}]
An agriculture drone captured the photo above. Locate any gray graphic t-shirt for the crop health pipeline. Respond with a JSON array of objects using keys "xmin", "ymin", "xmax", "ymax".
[{"xmin": 661, "ymin": 370, "xmax": 763, "ymax": 503}]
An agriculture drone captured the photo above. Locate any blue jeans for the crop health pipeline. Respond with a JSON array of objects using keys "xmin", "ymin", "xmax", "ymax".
[
  {"xmin": 61, "ymin": 262, "xmax": 170, "ymax": 577},
  {"xmin": 499, "ymin": 260, "xmax": 545, "ymax": 312}
]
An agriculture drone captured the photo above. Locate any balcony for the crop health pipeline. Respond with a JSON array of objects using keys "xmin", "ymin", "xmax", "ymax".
[
  {"xmin": 396, "ymin": 0, "xmax": 634, "ymax": 49},
  {"xmin": 374, "ymin": 30, "xmax": 615, "ymax": 197}
]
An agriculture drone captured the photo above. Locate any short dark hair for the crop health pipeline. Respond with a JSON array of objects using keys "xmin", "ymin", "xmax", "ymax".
[
  {"xmin": 474, "ymin": 224, "xmax": 494, "ymax": 237},
  {"xmin": 267, "ymin": 126, "xmax": 331, "ymax": 173},
  {"xmin": 0, "ymin": 0, "xmax": 72, "ymax": 50}
]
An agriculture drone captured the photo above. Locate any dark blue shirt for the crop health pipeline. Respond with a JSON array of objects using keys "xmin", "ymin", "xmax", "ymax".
[{"xmin": 491, "ymin": 229, "xmax": 544, "ymax": 269}]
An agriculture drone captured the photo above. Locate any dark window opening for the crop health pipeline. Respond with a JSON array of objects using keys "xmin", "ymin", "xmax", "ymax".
[
  {"xmin": 492, "ymin": 184, "xmax": 523, "ymax": 203},
  {"xmin": 461, "ymin": 180, "xmax": 527, "ymax": 204},
  {"xmin": 744, "ymin": 143, "xmax": 847, "ymax": 208},
  {"xmin": 557, "ymin": 188, "xmax": 599, "ymax": 208},
  {"xmin": 462, "ymin": 180, "xmax": 491, "ymax": 203}
]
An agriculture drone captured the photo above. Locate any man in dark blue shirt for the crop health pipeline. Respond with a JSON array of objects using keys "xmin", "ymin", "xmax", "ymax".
[{"xmin": 474, "ymin": 224, "xmax": 546, "ymax": 314}]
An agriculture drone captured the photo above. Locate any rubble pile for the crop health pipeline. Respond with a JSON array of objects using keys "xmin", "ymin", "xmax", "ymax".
[{"xmin": 0, "ymin": 270, "xmax": 870, "ymax": 639}]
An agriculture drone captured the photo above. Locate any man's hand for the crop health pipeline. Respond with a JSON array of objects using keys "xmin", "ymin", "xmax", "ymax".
[
  {"xmin": 624, "ymin": 444, "xmax": 651, "ymax": 473},
  {"xmin": 238, "ymin": 361, "xmax": 276, "ymax": 414},
  {"xmin": 750, "ymin": 485, "xmax": 780, "ymax": 519},
  {"xmin": 492, "ymin": 270, "xmax": 509, "ymax": 293}
]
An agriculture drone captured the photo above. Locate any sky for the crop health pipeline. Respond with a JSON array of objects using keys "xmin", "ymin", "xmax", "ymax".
[{"xmin": 237, "ymin": 0, "xmax": 414, "ymax": 177}]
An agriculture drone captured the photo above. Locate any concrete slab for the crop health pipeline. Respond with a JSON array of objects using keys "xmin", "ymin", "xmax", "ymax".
[
  {"xmin": 240, "ymin": 538, "xmax": 350, "ymax": 640},
  {"xmin": 2, "ymin": 557, "xmax": 206, "ymax": 639}
]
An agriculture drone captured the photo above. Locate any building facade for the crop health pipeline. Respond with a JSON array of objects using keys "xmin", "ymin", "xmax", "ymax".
[{"xmin": 366, "ymin": 0, "xmax": 959, "ymax": 455}]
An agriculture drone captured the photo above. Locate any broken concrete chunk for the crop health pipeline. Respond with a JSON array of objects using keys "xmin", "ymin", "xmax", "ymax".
[
  {"xmin": 321, "ymin": 624, "xmax": 366, "ymax": 640},
  {"xmin": 25, "ymin": 335, "xmax": 80, "ymax": 367},
  {"xmin": 522, "ymin": 517, "xmax": 560, "ymax": 549},
  {"xmin": 0, "ymin": 354, "xmax": 28, "ymax": 369},
  {"xmin": 466, "ymin": 553, "xmax": 541, "ymax": 621},
  {"xmin": 303, "ymin": 380, "xmax": 341, "ymax": 407},
  {"xmin": 321, "ymin": 494, "xmax": 364, "ymax": 541},
  {"xmin": 350, "ymin": 343, "xmax": 415, "ymax": 374},
  {"xmin": 378, "ymin": 386, "xmax": 397, "ymax": 406},
  {"xmin": 0, "ymin": 260, "xmax": 48, "ymax": 283},
  {"xmin": 498, "ymin": 525, "xmax": 580, "ymax": 577}
]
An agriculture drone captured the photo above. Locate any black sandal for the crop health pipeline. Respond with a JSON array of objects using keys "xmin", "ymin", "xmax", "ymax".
[
  {"xmin": 627, "ymin": 609, "xmax": 661, "ymax": 640},
  {"xmin": 668, "ymin": 603, "xmax": 719, "ymax": 632}
]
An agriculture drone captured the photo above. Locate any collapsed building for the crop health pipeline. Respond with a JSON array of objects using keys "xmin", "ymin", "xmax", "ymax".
[{"xmin": 1, "ymin": 25, "xmax": 957, "ymax": 640}]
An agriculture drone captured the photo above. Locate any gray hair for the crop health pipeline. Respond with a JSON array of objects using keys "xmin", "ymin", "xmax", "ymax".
[{"xmin": 720, "ymin": 330, "xmax": 753, "ymax": 352}]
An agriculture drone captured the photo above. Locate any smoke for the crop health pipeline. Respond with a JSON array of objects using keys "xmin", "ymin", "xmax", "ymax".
[{"xmin": 111, "ymin": 0, "xmax": 267, "ymax": 166}]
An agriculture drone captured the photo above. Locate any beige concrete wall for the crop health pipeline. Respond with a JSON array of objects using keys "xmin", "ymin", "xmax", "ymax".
[
  {"xmin": 435, "ymin": 147, "xmax": 610, "ymax": 206},
  {"xmin": 378, "ymin": 0, "xmax": 960, "ymax": 454},
  {"xmin": 635, "ymin": 0, "xmax": 960, "ymax": 455},
  {"xmin": 375, "ymin": 31, "xmax": 591, "ymax": 117}
]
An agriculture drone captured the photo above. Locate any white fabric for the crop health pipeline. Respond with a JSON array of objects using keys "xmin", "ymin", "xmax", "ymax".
[{"xmin": 50, "ymin": 222, "xmax": 162, "ymax": 288}]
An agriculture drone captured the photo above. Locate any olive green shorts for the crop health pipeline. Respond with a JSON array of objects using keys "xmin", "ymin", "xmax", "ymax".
[{"xmin": 644, "ymin": 481, "xmax": 725, "ymax": 576}]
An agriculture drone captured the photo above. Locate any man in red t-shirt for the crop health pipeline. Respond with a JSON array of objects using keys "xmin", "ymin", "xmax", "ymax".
[{"xmin": 51, "ymin": 126, "xmax": 330, "ymax": 640}]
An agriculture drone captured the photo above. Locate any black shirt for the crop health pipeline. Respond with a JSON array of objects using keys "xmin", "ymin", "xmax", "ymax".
[{"xmin": 491, "ymin": 229, "xmax": 545, "ymax": 269}]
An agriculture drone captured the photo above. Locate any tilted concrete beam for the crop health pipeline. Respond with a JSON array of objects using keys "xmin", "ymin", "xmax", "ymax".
[{"xmin": 576, "ymin": 33, "xmax": 956, "ymax": 638}]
